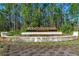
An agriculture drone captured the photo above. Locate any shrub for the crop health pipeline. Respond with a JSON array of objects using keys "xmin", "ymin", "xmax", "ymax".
[
  {"xmin": 15, "ymin": 30, "xmax": 21, "ymax": 35},
  {"xmin": 8, "ymin": 31, "xmax": 15, "ymax": 36},
  {"xmin": 59, "ymin": 22, "xmax": 74, "ymax": 34}
]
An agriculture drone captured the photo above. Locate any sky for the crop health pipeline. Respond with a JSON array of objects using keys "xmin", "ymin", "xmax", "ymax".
[
  {"xmin": 0, "ymin": 5, "xmax": 3, "ymax": 9},
  {"xmin": 0, "ymin": 3, "xmax": 68, "ymax": 11},
  {"xmin": 0, "ymin": 4, "xmax": 5, "ymax": 9}
]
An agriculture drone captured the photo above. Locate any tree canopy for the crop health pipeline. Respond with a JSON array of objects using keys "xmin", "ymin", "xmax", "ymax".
[{"xmin": 0, "ymin": 3, "xmax": 79, "ymax": 34}]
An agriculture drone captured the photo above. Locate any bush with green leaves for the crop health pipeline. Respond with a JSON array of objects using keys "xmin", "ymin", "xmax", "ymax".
[
  {"xmin": 8, "ymin": 31, "xmax": 15, "ymax": 36},
  {"xmin": 8, "ymin": 30, "xmax": 21, "ymax": 36},
  {"xmin": 59, "ymin": 21, "xmax": 74, "ymax": 34},
  {"xmin": 15, "ymin": 29, "xmax": 21, "ymax": 35},
  {"xmin": 0, "ymin": 43, "xmax": 4, "ymax": 48}
]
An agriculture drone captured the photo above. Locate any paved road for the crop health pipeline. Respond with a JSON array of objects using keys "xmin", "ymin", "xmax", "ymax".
[{"xmin": 2, "ymin": 44, "xmax": 79, "ymax": 56}]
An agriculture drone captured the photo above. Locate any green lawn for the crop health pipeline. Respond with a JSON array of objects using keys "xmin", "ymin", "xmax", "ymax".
[
  {"xmin": 0, "ymin": 37, "xmax": 79, "ymax": 46},
  {"xmin": 14, "ymin": 38, "xmax": 79, "ymax": 46}
]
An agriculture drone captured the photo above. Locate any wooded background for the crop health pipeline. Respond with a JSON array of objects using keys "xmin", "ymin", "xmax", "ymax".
[{"xmin": 0, "ymin": 3, "xmax": 79, "ymax": 34}]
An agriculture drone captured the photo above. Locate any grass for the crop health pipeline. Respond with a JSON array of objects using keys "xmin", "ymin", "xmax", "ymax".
[
  {"xmin": 13, "ymin": 38, "xmax": 79, "ymax": 46},
  {"xmin": 0, "ymin": 36, "xmax": 79, "ymax": 46}
]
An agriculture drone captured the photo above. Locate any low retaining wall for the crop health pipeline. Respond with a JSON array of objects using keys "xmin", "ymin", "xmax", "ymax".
[
  {"xmin": 21, "ymin": 32, "xmax": 62, "ymax": 35},
  {"xmin": 1, "ymin": 31, "xmax": 78, "ymax": 42},
  {"xmin": 2, "ymin": 36, "xmax": 77, "ymax": 42}
]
